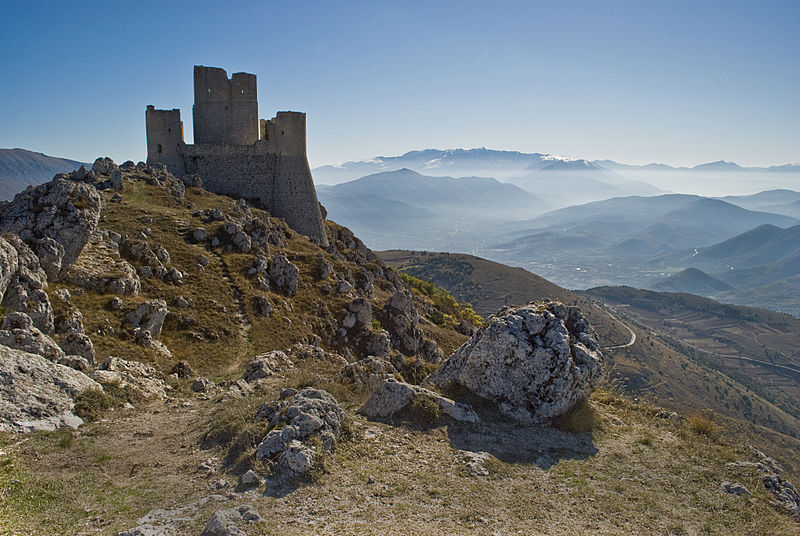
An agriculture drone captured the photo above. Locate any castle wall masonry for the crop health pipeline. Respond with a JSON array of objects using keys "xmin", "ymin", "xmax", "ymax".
[{"xmin": 146, "ymin": 66, "xmax": 327, "ymax": 245}]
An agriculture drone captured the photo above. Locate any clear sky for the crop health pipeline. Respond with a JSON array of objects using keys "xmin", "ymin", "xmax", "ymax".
[{"xmin": 1, "ymin": 0, "xmax": 798, "ymax": 168}]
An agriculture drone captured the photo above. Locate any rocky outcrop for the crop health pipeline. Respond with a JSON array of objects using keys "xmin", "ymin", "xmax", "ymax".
[
  {"xmin": 0, "ymin": 312, "xmax": 65, "ymax": 362},
  {"xmin": 0, "ymin": 233, "xmax": 54, "ymax": 333},
  {"xmin": 379, "ymin": 290, "xmax": 443, "ymax": 362},
  {"xmin": 341, "ymin": 356, "xmax": 397, "ymax": 391},
  {"xmin": 0, "ymin": 177, "xmax": 101, "ymax": 280},
  {"xmin": 255, "ymin": 388, "xmax": 344, "ymax": 475},
  {"xmin": 0, "ymin": 344, "xmax": 102, "ymax": 432},
  {"xmin": 201, "ymin": 505, "xmax": 262, "ymax": 536},
  {"xmin": 359, "ymin": 378, "xmax": 479, "ymax": 423},
  {"xmin": 427, "ymin": 302, "xmax": 603, "ymax": 424},
  {"xmin": 66, "ymin": 230, "xmax": 141, "ymax": 296},
  {"xmin": 124, "ymin": 300, "xmax": 168, "ymax": 339},
  {"xmin": 90, "ymin": 357, "xmax": 169, "ymax": 399},
  {"xmin": 241, "ymin": 350, "xmax": 295, "ymax": 382},
  {"xmin": 247, "ymin": 253, "xmax": 299, "ymax": 296},
  {"xmin": 284, "ymin": 343, "xmax": 347, "ymax": 366},
  {"xmin": 337, "ymin": 298, "xmax": 391, "ymax": 359}
]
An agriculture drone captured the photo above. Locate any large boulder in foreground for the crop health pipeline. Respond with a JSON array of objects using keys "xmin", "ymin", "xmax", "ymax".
[
  {"xmin": 0, "ymin": 344, "xmax": 102, "ymax": 432},
  {"xmin": 427, "ymin": 302, "xmax": 603, "ymax": 424}
]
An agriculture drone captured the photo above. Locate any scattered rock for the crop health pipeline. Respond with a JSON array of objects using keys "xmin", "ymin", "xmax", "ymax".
[
  {"xmin": 379, "ymin": 290, "xmax": 441, "ymax": 361},
  {"xmin": 192, "ymin": 377, "xmax": 215, "ymax": 393},
  {"xmin": 171, "ymin": 361, "xmax": 193, "ymax": 379},
  {"xmin": 241, "ymin": 470, "xmax": 259, "ymax": 486},
  {"xmin": 427, "ymin": 302, "xmax": 603, "ymax": 424},
  {"xmin": 359, "ymin": 378, "xmax": 479, "ymax": 423},
  {"xmin": 173, "ymin": 296, "xmax": 194, "ymax": 308},
  {"xmin": 253, "ymin": 296, "xmax": 272, "ymax": 317},
  {"xmin": 341, "ymin": 356, "xmax": 397, "ymax": 391},
  {"xmin": 721, "ymin": 481, "xmax": 752, "ymax": 497}
]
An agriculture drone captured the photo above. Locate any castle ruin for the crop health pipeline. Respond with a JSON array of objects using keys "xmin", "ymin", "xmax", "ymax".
[{"xmin": 145, "ymin": 66, "xmax": 327, "ymax": 244}]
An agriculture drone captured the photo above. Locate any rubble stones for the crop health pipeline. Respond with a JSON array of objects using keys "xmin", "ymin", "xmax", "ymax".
[
  {"xmin": 255, "ymin": 388, "xmax": 344, "ymax": 475},
  {"xmin": 359, "ymin": 378, "xmax": 479, "ymax": 423},
  {"xmin": 427, "ymin": 302, "xmax": 603, "ymax": 424}
]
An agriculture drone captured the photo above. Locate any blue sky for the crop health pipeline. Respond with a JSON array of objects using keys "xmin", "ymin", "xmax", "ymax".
[{"xmin": 1, "ymin": 1, "xmax": 798, "ymax": 167}]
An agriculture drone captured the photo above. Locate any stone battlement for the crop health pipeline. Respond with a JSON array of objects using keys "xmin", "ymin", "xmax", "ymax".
[{"xmin": 145, "ymin": 66, "xmax": 327, "ymax": 244}]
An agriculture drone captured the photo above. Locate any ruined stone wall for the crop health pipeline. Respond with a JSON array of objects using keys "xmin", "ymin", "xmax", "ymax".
[
  {"xmin": 145, "ymin": 106, "xmax": 185, "ymax": 176},
  {"xmin": 261, "ymin": 112, "xmax": 308, "ymax": 156},
  {"xmin": 181, "ymin": 143, "xmax": 327, "ymax": 244},
  {"xmin": 192, "ymin": 66, "xmax": 258, "ymax": 146}
]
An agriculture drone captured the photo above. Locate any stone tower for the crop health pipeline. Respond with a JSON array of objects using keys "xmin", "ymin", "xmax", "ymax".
[{"xmin": 145, "ymin": 66, "xmax": 328, "ymax": 245}]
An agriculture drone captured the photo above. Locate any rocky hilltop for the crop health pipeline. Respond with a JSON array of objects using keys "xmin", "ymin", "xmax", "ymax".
[{"xmin": 0, "ymin": 160, "xmax": 798, "ymax": 534}]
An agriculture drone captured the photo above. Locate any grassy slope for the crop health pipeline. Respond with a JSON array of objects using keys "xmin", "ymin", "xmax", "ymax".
[{"xmin": 378, "ymin": 250, "xmax": 800, "ymax": 477}]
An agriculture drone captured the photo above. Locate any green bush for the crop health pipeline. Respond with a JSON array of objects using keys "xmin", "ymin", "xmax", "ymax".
[{"xmin": 399, "ymin": 272, "xmax": 482, "ymax": 327}]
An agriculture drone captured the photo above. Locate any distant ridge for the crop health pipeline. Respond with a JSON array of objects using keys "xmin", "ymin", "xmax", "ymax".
[
  {"xmin": 0, "ymin": 148, "xmax": 85, "ymax": 200},
  {"xmin": 648, "ymin": 267, "xmax": 735, "ymax": 295}
]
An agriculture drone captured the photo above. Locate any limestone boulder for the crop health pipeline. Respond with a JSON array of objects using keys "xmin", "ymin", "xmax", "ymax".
[
  {"xmin": 241, "ymin": 350, "xmax": 295, "ymax": 382},
  {"xmin": 201, "ymin": 505, "xmax": 262, "ymax": 536},
  {"xmin": 91, "ymin": 357, "xmax": 169, "ymax": 399},
  {"xmin": 255, "ymin": 388, "xmax": 344, "ymax": 475},
  {"xmin": 341, "ymin": 356, "xmax": 397, "ymax": 391},
  {"xmin": 58, "ymin": 332, "xmax": 96, "ymax": 365},
  {"xmin": 359, "ymin": 378, "xmax": 479, "ymax": 423},
  {"xmin": 0, "ymin": 312, "xmax": 64, "ymax": 362},
  {"xmin": 0, "ymin": 344, "xmax": 102, "ymax": 433},
  {"xmin": 66, "ymin": 231, "xmax": 141, "ymax": 296},
  {"xmin": 426, "ymin": 302, "xmax": 603, "ymax": 424},
  {"xmin": 267, "ymin": 252, "xmax": 299, "ymax": 296},
  {"xmin": 0, "ymin": 177, "xmax": 101, "ymax": 280},
  {"xmin": 124, "ymin": 300, "xmax": 168, "ymax": 339},
  {"xmin": 0, "ymin": 234, "xmax": 54, "ymax": 333}
]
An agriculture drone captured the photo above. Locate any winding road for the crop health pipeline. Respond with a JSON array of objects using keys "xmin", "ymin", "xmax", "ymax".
[{"xmin": 601, "ymin": 308, "xmax": 637, "ymax": 350}]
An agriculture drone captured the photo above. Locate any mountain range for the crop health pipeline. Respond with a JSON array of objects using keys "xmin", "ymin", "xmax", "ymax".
[{"xmin": 0, "ymin": 148, "xmax": 85, "ymax": 200}]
